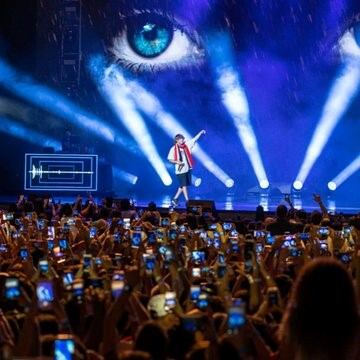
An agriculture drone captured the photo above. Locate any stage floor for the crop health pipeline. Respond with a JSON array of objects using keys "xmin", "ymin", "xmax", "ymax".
[{"xmin": 1, "ymin": 192, "xmax": 358, "ymax": 215}]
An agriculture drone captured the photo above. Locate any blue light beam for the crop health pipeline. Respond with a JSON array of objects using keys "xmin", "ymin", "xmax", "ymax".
[
  {"xmin": 89, "ymin": 57, "xmax": 172, "ymax": 186},
  {"xmin": 294, "ymin": 29, "xmax": 360, "ymax": 189},
  {"xmin": 328, "ymin": 153, "xmax": 360, "ymax": 191},
  {"xmin": 0, "ymin": 58, "xmax": 139, "ymax": 155},
  {"xmin": 208, "ymin": 33, "xmax": 269, "ymax": 189},
  {"xmin": 0, "ymin": 116, "xmax": 62, "ymax": 151}
]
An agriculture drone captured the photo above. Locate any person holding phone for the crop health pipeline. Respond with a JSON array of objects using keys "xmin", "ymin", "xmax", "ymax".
[{"xmin": 167, "ymin": 130, "xmax": 206, "ymax": 207}]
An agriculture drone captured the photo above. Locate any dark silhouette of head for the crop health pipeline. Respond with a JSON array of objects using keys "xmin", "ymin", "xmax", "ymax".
[
  {"xmin": 276, "ymin": 205, "xmax": 288, "ymax": 219},
  {"xmin": 135, "ymin": 321, "xmax": 168, "ymax": 360},
  {"xmin": 280, "ymin": 258, "xmax": 358, "ymax": 360}
]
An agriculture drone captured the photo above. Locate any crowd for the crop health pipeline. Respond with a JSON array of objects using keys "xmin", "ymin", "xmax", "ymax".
[{"xmin": 0, "ymin": 193, "xmax": 359, "ymax": 360}]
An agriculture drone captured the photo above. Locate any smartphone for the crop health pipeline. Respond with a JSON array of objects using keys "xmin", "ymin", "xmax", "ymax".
[
  {"xmin": 39, "ymin": 260, "xmax": 49, "ymax": 273},
  {"xmin": 318, "ymin": 227, "xmax": 329, "ymax": 238},
  {"xmin": 230, "ymin": 239, "xmax": 240, "ymax": 253},
  {"xmin": 143, "ymin": 254, "xmax": 156, "ymax": 271},
  {"xmin": 111, "ymin": 280, "xmax": 124, "ymax": 298},
  {"xmin": 59, "ymin": 239, "xmax": 68, "ymax": 251},
  {"xmin": 254, "ymin": 230, "xmax": 266, "ymax": 238},
  {"xmin": 19, "ymin": 247, "xmax": 29, "ymax": 260},
  {"xmin": 123, "ymin": 218, "xmax": 131, "ymax": 230},
  {"xmin": 83, "ymin": 254, "xmax": 92, "ymax": 269},
  {"xmin": 169, "ymin": 229, "xmax": 177, "ymax": 240},
  {"xmin": 255, "ymin": 243, "xmax": 264, "ymax": 254},
  {"xmin": 228, "ymin": 304, "xmax": 246, "ymax": 332},
  {"xmin": 113, "ymin": 232, "xmax": 121, "ymax": 243},
  {"xmin": 213, "ymin": 237, "xmax": 221, "ymax": 249},
  {"xmin": 218, "ymin": 252, "xmax": 225, "ymax": 264},
  {"xmin": 0, "ymin": 243, "xmax": 8, "ymax": 253},
  {"xmin": 179, "ymin": 224, "xmax": 187, "ymax": 233},
  {"xmin": 192, "ymin": 267, "xmax": 201, "ymax": 278},
  {"xmin": 112, "ymin": 270, "xmax": 125, "ymax": 281},
  {"xmin": 299, "ymin": 233, "xmax": 310, "ymax": 242},
  {"xmin": 164, "ymin": 291, "xmax": 176, "ymax": 311},
  {"xmin": 4, "ymin": 213, "xmax": 14, "ymax": 221},
  {"xmin": 339, "ymin": 253, "xmax": 352, "ymax": 264},
  {"xmin": 89, "ymin": 227, "xmax": 97, "ymax": 239},
  {"xmin": 36, "ymin": 280, "xmax": 54, "ymax": 309},
  {"xmin": 62, "ymin": 272, "xmax": 74, "ymax": 289},
  {"xmin": 5, "ymin": 278, "xmax": 21, "ymax": 299},
  {"xmin": 289, "ymin": 247, "xmax": 302, "ymax": 257},
  {"xmin": 190, "ymin": 285, "xmax": 201, "ymax": 301},
  {"xmin": 209, "ymin": 223, "xmax": 217, "ymax": 230},
  {"xmin": 67, "ymin": 218, "xmax": 75, "ymax": 226},
  {"xmin": 319, "ymin": 241, "xmax": 328, "ymax": 252},
  {"xmin": 72, "ymin": 280, "xmax": 84, "ymax": 299},
  {"xmin": 147, "ymin": 231, "xmax": 156, "ymax": 245},
  {"xmin": 197, "ymin": 293, "xmax": 209, "ymax": 309},
  {"xmin": 229, "ymin": 229, "xmax": 238, "ymax": 237},
  {"xmin": 48, "ymin": 226, "xmax": 55, "ymax": 239},
  {"xmin": 131, "ymin": 231, "xmax": 142, "ymax": 248},
  {"xmin": 54, "ymin": 334, "xmax": 75, "ymax": 360},
  {"xmin": 265, "ymin": 233, "xmax": 275, "ymax": 245},
  {"xmin": 223, "ymin": 222, "xmax": 232, "ymax": 231},
  {"xmin": 191, "ymin": 251, "xmax": 205, "ymax": 264},
  {"xmin": 36, "ymin": 219, "xmax": 45, "ymax": 230},
  {"xmin": 161, "ymin": 217, "xmax": 170, "ymax": 227}
]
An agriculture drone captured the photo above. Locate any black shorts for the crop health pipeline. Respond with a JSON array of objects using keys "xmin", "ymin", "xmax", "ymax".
[{"xmin": 176, "ymin": 170, "xmax": 192, "ymax": 187}]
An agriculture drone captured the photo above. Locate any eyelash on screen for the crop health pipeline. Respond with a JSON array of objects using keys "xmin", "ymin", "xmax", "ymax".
[{"xmin": 108, "ymin": 8, "xmax": 205, "ymax": 73}]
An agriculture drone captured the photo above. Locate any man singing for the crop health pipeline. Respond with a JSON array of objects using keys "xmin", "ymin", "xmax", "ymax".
[{"xmin": 167, "ymin": 130, "xmax": 206, "ymax": 207}]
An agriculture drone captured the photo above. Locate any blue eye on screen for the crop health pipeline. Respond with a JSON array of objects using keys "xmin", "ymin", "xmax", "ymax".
[{"xmin": 110, "ymin": 10, "xmax": 205, "ymax": 72}]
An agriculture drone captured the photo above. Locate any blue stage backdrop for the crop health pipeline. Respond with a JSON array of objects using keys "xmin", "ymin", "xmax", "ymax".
[{"xmin": 0, "ymin": 0, "xmax": 359, "ymax": 203}]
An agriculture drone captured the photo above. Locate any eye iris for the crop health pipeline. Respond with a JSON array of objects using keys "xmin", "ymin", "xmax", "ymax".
[{"xmin": 128, "ymin": 21, "xmax": 173, "ymax": 58}]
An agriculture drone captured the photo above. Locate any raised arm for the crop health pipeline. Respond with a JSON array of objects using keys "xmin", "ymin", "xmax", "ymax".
[{"xmin": 192, "ymin": 129, "xmax": 206, "ymax": 143}]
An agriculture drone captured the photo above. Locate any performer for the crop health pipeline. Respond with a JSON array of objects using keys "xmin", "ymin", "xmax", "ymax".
[{"xmin": 167, "ymin": 130, "xmax": 206, "ymax": 207}]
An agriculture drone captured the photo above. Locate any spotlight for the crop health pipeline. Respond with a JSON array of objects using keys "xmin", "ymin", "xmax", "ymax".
[
  {"xmin": 112, "ymin": 166, "xmax": 138, "ymax": 185},
  {"xmin": 293, "ymin": 180, "xmax": 303, "ymax": 190},
  {"xmin": 225, "ymin": 179, "xmax": 235, "ymax": 188},
  {"xmin": 192, "ymin": 176, "xmax": 202, "ymax": 187},
  {"xmin": 327, "ymin": 181, "xmax": 337, "ymax": 191},
  {"xmin": 259, "ymin": 180, "xmax": 270, "ymax": 189}
]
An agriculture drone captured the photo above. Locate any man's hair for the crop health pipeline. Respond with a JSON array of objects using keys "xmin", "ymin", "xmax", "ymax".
[{"xmin": 174, "ymin": 134, "xmax": 185, "ymax": 142}]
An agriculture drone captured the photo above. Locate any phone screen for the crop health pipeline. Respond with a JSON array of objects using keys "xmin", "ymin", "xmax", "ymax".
[
  {"xmin": 54, "ymin": 336, "xmax": 75, "ymax": 360},
  {"xmin": 36, "ymin": 280, "xmax": 54, "ymax": 308},
  {"xmin": 39, "ymin": 260, "xmax": 49, "ymax": 273},
  {"xmin": 5, "ymin": 278, "xmax": 20, "ymax": 299},
  {"xmin": 131, "ymin": 232, "xmax": 142, "ymax": 248},
  {"xmin": 228, "ymin": 305, "xmax": 246, "ymax": 331}
]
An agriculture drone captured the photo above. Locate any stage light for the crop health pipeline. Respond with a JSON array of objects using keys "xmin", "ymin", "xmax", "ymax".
[
  {"xmin": 327, "ymin": 181, "xmax": 337, "ymax": 191},
  {"xmin": 207, "ymin": 33, "xmax": 268, "ymax": 190},
  {"xmin": 89, "ymin": 56, "xmax": 172, "ymax": 186},
  {"xmin": 327, "ymin": 154, "xmax": 360, "ymax": 190},
  {"xmin": 225, "ymin": 179, "xmax": 235, "ymax": 188},
  {"xmin": 192, "ymin": 176, "xmax": 202, "ymax": 187},
  {"xmin": 0, "ymin": 58, "xmax": 138, "ymax": 154},
  {"xmin": 294, "ymin": 61, "xmax": 360, "ymax": 187},
  {"xmin": 112, "ymin": 166, "xmax": 138, "ymax": 185},
  {"xmin": 0, "ymin": 116, "xmax": 62, "ymax": 151},
  {"xmin": 120, "ymin": 73, "xmax": 235, "ymax": 188},
  {"xmin": 293, "ymin": 180, "xmax": 303, "ymax": 190},
  {"xmin": 259, "ymin": 180, "xmax": 270, "ymax": 189}
]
